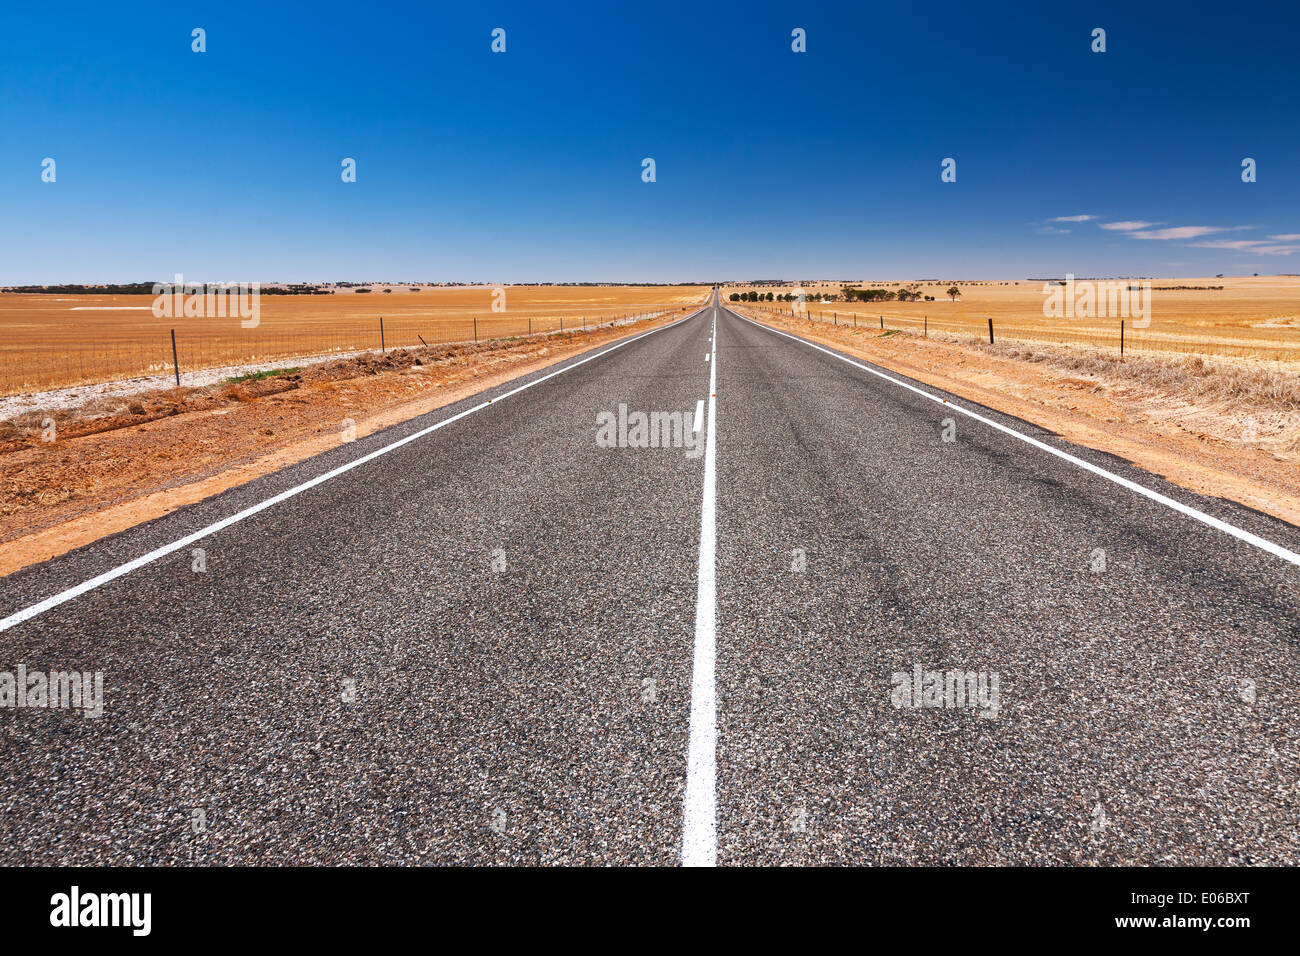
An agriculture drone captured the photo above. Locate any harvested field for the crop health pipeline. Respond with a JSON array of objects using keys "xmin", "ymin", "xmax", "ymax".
[
  {"xmin": 725, "ymin": 275, "xmax": 1300, "ymax": 365},
  {"xmin": 0, "ymin": 285, "xmax": 708, "ymax": 395}
]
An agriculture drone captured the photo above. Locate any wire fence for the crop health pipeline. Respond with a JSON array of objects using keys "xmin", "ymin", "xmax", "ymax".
[
  {"xmin": 738, "ymin": 302, "xmax": 1300, "ymax": 365},
  {"xmin": 2, "ymin": 310, "xmax": 672, "ymax": 397}
]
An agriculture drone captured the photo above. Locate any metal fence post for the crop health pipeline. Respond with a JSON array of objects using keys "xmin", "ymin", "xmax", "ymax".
[
  {"xmin": 171, "ymin": 329, "xmax": 180, "ymax": 387},
  {"xmin": 380, "ymin": 316, "xmax": 386, "ymax": 353},
  {"xmin": 1120, "ymin": 319, "xmax": 1125, "ymax": 356},
  {"xmin": 988, "ymin": 318, "xmax": 994, "ymax": 344}
]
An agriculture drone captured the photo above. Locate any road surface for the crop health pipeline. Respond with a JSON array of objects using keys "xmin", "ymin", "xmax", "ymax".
[{"xmin": 2, "ymin": 293, "xmax": 1298, "ymax": 865}]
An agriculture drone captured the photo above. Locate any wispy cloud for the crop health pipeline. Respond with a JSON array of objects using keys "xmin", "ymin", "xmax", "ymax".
[
  {"xmin": 1189, "ymin": 239, "xmax": 1267, "ymax": 250},
  {"xmin": 1129, "ymin": 226, "xmax": 1230, "ymax": 240},
  {"xmin": 1062, "ymin": 216, "xmax": 1290, "ymax": 254},
  {"xmin": 1100, "ymin": 221, "xmax": 1163, "ymax": 231},
  {"xmin": 1188, "ymin": 239, "xmax": 1296, "ymax": 255}
]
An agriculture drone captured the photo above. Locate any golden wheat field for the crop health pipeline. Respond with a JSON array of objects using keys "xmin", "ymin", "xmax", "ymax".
[
  {"xmin": 0, "ymin": 285, "xmax": 709, "ymax": 395},
  {"xmin": 726, "ymin": 275, "xmax": 1300, "ymax": 366}
]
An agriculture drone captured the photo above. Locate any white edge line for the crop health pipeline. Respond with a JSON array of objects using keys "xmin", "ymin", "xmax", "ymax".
[
  {"xmin": 731, "ymin": 307, "xmax": 1300, "ymax": 568},
  {"xmin": 0, "ymin": 306, "xmax": 713, "ymax": 632},
  {"xmin": 682, "ymin": 301, "xmax": 719, "ymax": 867}
]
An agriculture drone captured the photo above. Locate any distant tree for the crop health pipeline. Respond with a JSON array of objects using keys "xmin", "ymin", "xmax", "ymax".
[
  {"xmin": 766, "ymin": 291, "xmax": 774, "ymax": 301},
  {"xmin": 729, "ymin": 292, "xmax": 740, "ymax": 302},
  {"xmin": 946, "ymin": 286, "xmax": 960, "ymax": 302}
]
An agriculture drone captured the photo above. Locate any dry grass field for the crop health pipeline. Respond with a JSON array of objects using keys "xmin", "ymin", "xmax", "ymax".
[
  {"xmin": 726, "ymin": 275, "xmax": 1300, "ymax": 366},
  {"xmin": 0, "ymin": 285, "xmax": 709, "ymax": 396}
]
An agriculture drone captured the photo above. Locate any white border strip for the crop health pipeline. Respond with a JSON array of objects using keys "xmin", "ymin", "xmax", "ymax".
[
  {"xmin": 682, "ymin": 299, "xmax": 719, "ymax": 867},
  {"xmin": 0, "ymin": 305, "xmax": 711, "ymax": 632},
  {"xmin": 732, "ymin": 308, "xmax": 1300, "ymax": 568}
]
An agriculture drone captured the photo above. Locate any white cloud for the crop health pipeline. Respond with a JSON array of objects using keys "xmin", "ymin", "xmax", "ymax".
[
  {"xmin": 1129, "ymin": 226, "xmax": 1233, "ymax": 240},
  {"xmin": 1100, "ymin": 221, "xmax": 1162, "ymax": 231},
  {"xmin": 1189, "ymin": 239, "xmax": 1267, "ymax": 250},
  {"xmin": 1268, "ymin": 234, "xmax": 1300, "ymax": 241},
  {"xmin": 1189, "ymin": 239, "xmax": 1296, "ymax": 255},
  {"xmin": 1049, "ymin": 214, "xmax": 1096, "ymax": 222}
]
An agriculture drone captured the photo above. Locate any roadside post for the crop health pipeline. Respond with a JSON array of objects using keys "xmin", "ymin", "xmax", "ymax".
[{"xmin": 171, "ymin": 329, "xmax": 180, "ymax": 387}]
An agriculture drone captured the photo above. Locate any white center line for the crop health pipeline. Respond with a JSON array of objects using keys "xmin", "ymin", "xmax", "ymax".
[
  {"xmin": 0, "ymin": 307, "xmax": 710, "ymax": 633},
  {"xmin": 682, "ymin": 303, "xmax": 719, "ymax": 867}
]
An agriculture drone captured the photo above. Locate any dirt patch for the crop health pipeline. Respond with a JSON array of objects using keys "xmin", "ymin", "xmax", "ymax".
[
  {"xmin": 732, "ymin": 306, "xmax": 1300, "ymax": 527},
  {"xmin": 0, "ymin": 312, "xmax": 693, "ymax": 576}
]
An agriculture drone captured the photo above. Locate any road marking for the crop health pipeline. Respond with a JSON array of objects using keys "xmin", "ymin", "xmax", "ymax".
[
  {"xmin": 733, "ymin": 309, "xmax": 1300, "ymax": 568},
  {"xmin": 683, "ymin": 306, "xmax": 719, "ymax": 867},
  {"xmin": 693, "ymin": 399, "xmax": 705, "ymax": 432},
  {"xmin": 0, "ymin": 308, "xmax": 712, "ymax": 633}
]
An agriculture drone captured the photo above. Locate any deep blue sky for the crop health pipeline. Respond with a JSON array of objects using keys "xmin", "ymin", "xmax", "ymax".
[{"xmin": 2, "ymin": 0, "xmax": 1298, "ymax": 282}]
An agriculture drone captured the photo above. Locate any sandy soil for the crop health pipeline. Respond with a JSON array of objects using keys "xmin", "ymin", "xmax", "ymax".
[
  {"xmin": 730, "ymin": 304, "xmax": 1300, "ymax": 527},
  {"xmin": 0, "ymin": 308, "xmax": 695, "ymax": 576}
]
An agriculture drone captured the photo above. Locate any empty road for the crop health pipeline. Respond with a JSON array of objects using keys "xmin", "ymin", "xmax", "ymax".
[{"xmin": 3, "ymin": 293, "xmax": 1298, "ymax": 865}]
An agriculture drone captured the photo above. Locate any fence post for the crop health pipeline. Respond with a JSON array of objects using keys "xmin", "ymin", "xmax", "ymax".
[
  {"xmin": 834, "ymin": 311, "xmax": 837, "ymax": 326},
  {"xmin": 171, "ymin": 329, "xmax": 180, "ymax": 387},
  {"xmin": 529, "ymin": 316, "xmax": 532, "ymax": 335},
  {"xmin": 880, "ymin": 315, "xmax": 883, "ymax": 329},
  {"xmin": 988, "ymin": 317, "xmax": 994, "ymax": 344},
  {"xmin": 924, "ymin": 315, "xmax": 928, "ymax": 338},
  {"xmin": 1120, "ymin": 319, "xmax": 1125, "ymax": 356},
  {"xmin": 380, "ymin": 316, "xmax": 386, "ymax": 353},
  {"xmin": 473, "ymin": 316, "xmax": 477, "ymax": 342}
]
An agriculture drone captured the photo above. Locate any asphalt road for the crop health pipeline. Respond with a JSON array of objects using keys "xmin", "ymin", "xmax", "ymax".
[{"xmin": 2, "ymin": 293, "xmax": 1298, "ymax": 865}]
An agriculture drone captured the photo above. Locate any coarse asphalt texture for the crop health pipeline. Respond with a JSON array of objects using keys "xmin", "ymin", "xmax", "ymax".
[{"xmin": 2, "ymin": 292, "xmax": 1298, "ymax": 865}]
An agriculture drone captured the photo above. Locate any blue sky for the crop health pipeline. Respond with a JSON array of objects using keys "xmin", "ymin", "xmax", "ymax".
[{"xmin": 2, "ymin": 0, "xmax": 1298, "ymax": 283}]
